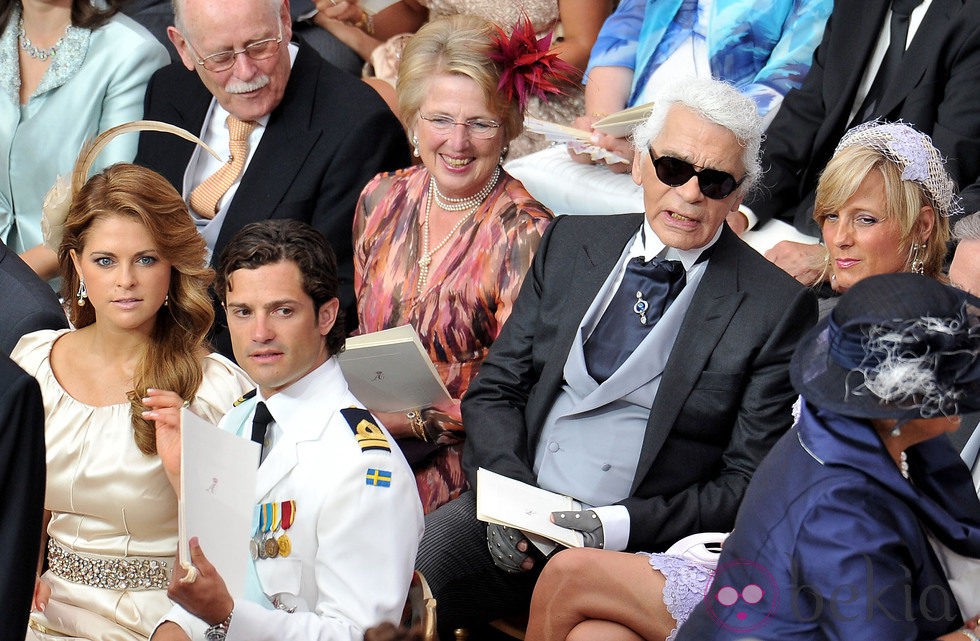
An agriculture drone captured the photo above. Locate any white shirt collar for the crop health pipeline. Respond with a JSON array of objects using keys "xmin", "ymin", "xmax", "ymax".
[
  {"xmin": 257, "ymin": 356, "xmax": 345, "ymax": 430},
  {"xmin": 633, "ymin": 217, "xmax": 724, "ymax": 271}
]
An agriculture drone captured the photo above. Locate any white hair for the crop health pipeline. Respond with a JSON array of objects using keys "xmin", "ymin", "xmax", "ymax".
[
  {"xmin": 953, "ymin": 212, "xmax": 980, "ymax": 242},
  {"xmin": 632, "ymin": 78, "xmax": 764, "ymax": 192}
]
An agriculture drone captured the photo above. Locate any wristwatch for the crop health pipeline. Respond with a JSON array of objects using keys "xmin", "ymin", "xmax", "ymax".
[{"xmin": 205, "ymin": 610, "xmax": 233, "ymax": 641}]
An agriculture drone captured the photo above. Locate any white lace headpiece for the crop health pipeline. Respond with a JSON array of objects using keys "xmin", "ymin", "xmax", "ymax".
[{"xmin": 834, "ymin": 120, "xmax": 963, "ymax": 218}]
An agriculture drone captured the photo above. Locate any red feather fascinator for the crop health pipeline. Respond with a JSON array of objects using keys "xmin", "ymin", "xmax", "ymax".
[{"xmin": 489, "ymin": 17, "xmax": 577, "ymax": 112}]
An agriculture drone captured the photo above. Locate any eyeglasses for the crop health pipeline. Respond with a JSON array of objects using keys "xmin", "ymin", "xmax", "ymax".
[
  {"xmin": 419, "ymin": 114, "xmax": 501, "ymax": 139},
  {"xmin": 648, "ymin": 150, "xmax": 743, "ymax": 200},
  {"xmin": 185, "ymin": 22, "xmax": 283, "ymax": 73}
]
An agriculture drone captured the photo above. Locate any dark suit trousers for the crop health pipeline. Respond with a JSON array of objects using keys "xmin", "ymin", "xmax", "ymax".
[
  {"xmin": 0, "ymin": 356, "xmax": 46, "ymax": 639},
  {"xmin": 416, "ymin": 492, "xmax": 540, "ymax": 637}
]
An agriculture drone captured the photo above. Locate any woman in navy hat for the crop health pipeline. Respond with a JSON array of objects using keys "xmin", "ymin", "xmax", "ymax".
[{"xmin": 674, "ymin": 272, "xmax": 980, "ymax": 641}]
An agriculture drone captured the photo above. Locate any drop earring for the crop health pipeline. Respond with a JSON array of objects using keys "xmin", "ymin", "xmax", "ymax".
[
  {"xmin": 412, "ymin": 134, "xmax": 420, "ymax": 158},
  {"xmin": 909, "ymin": 243, "xmax": 925, "ymax": 274},
  {"xmin": 77, "ymin": 279, "xmax": 88, "ymax": 307},
  {"xmin": 499, "ymin": 145, "xmax": 509, "ymax": 165},
  {"xmin": 163, "ymin": 293, "xmax": 169, "ymax": 307}
]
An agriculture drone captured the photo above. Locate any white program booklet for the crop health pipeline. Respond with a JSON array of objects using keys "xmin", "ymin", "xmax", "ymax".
[
  {"xmin": 337, "ymin": 324, "xmax": 451, "ymax": 412},
  {"xmin": 179, "ymin": 409, "xmax": 259, "ymax": 597},
  {"xmin": 475, "ymin": 468, "xmax": 584, "ymax": 550},
  {"xmin": 592, "ymin": 102, "xmax": 655, "ymax": 137}
]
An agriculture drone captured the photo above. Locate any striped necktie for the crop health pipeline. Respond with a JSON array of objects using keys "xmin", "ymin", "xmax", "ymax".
[{"xmin": 189, "ymin": 115, "xmax": 257, "ymax": 219}]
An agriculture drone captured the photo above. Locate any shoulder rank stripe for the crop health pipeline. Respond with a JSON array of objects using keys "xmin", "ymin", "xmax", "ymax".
[
  {"xmin": 365, "ymin": 468, "xmax": 392, "ymax": 487},
  {"xmin": 234, "ymin": 389, "xmax": 257, "ymax": 407},
  {"xmin": 341, "ymin": 407, "xmax": 391, "ymax": 452}
]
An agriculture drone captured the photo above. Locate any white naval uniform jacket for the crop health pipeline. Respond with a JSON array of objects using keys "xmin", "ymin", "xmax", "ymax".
[{"xmin": 160, "ymin": 357, "xmax": 424, "ymax": 640}]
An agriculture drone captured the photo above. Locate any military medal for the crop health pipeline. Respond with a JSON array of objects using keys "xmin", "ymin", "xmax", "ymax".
[
  {"xmin": 250, "ymin": 506, "xmax": 261, "ymax": 560},
  {"xmin": 264, "ymin": 536, "xmax": 280, "ymax": 558},
  {"xmin": 256, "ymin": 503, "xmax": 272, "ymax": 559},
  {"xmin": 277, "ymin": 500, "xmax": 296, "ymax": 558},
  {"xmin": 264, "ymin": 502, "xmax": 281, "ymax": 558}
]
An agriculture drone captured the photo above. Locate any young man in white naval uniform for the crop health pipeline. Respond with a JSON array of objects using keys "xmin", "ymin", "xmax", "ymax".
[{"xmin": 152, "ymin": 220, "xmax": 423, "ymax": 641}]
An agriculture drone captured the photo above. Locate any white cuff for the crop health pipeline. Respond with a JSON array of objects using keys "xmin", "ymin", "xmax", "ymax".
[
  {"xmin": 739, "ymin": 204, "xmax": 758, "ymax": 231},
  {"xmin": 591, "ymin": 505, "xmax": 630, "ymax": 551},
  {"xmin": 151, "ymin": 605, "xmax": 207, "ymax": 640}
]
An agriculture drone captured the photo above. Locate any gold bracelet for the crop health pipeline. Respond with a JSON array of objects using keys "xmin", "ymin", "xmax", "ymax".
[
  {"xmin": 354, "ymin": 9, "xmax": 375, "ymax": 35},
  {"xmin": 406, "ymin": 410, "xmax": 428, "ymax": 442}
]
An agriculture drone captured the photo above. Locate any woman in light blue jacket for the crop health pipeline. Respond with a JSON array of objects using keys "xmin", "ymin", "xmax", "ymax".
[{"xmin": 0, "ymin": 0, "xmax": 168, "ymax": 279}]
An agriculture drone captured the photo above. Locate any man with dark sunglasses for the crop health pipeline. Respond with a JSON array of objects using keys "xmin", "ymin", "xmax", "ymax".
[{"xmin": 414, "ymin": 77, "xmax": 818, "ymax": 636}]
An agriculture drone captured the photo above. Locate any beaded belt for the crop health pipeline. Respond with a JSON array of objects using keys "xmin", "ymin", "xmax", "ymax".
[{"xmin": 47, "ymin": 539, "xmax": 171, "ymax": 590}]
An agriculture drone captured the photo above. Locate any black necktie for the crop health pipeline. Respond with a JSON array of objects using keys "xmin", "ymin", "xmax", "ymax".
[
  {"xmin": 250, "ymin": 401, "xmax": 273, "ymax": 459},
  {"xmin": 584, "ymin": 256, "xmax": 686, "ymax": 384},
  {"xmin": 854, "ymin": 0, "xmax": 924, "ymax": 124}
]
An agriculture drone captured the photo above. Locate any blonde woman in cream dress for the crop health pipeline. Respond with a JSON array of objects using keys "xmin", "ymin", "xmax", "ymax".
[{"xmin": 14, "ymin": 163, "xmax": 251, "ymax": 641}]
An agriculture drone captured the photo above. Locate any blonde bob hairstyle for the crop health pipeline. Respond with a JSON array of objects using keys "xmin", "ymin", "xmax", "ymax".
[
  {"xmin": 397, "ymin": 14, "xmax": 523, "ymax": 145},
  {"xmin": 813, "ymin": 145, "xmax": 950, "ymax": 280},
  {"xmin": 59, "ymin": 163, "xmax": 215, "ymax": 456}
]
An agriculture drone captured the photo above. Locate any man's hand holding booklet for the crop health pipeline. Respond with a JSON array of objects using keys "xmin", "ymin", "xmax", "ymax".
[{"xmin": 475, "ymin": 467, "xmax": 585, "ymax": 554}]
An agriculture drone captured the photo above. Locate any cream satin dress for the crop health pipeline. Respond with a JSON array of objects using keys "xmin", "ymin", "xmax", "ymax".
[{"xmin": 12, "ymin": 329, "xmax": 252, "ymax": 641}]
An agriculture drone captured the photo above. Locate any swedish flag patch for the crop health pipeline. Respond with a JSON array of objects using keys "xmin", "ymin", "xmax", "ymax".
[
  {"xmin": 365, "ymin": 468, "xmax": 392, "ymax": 487},
  {"xmin": 342, "ymin": 408, "xmax": 391, "ymax": 452}
]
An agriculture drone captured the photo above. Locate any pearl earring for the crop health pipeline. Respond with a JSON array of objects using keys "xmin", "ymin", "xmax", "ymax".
[
  {"xmin": 77, "ymin": 279, "xmax": 88, "ymax": 306},
  {"xmin": 412, "ymin": 134, "xmax": 420, "ymax": 158}
]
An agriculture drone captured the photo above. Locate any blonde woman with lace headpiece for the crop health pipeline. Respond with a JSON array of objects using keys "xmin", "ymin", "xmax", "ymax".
[{"xmin": 809, "ymin": 120, "xmax": 956, "ymax": 317}]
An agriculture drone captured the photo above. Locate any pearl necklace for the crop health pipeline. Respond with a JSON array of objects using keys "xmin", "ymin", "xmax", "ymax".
[
  {"xmin": 417, "ymin": 169, "xmax": 500, "ymax": 293},
  {"xmin": 431, "ymin": 165, "xmax": 501, "ymax": 211},
  {"xmin": 18, "ymin": 17, "xmax": 69, "ymax": 61}
]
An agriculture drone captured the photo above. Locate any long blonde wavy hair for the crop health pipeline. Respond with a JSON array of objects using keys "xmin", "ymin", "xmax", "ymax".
[{"xmin": 59, "ymin": 164, "xmax": 215, "ymax": 455}]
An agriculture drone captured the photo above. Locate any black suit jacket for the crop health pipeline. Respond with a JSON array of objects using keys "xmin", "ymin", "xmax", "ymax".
[
  {"xmin": 0, "ymin": 241, "xmax": 67, "ymax": 356},
  {"xmin": 135, "ymin": 44, "xmax": 410, "ymax": 350},
  {"xmin": 747, "ymin": 0, "xmax": 980, "ymax": 235},
  {"xmin": 462, "ymin": 215, "xmax": 817, "ymax": 552},
  {"xmin": 0, "ymin": 354, "xmax": 45, "ymax": 638}
]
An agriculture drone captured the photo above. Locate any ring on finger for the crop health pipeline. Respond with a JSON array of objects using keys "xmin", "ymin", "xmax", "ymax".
[{"xmin": 178, "ymin": 562, "xmax": 199, "ymax": 584}]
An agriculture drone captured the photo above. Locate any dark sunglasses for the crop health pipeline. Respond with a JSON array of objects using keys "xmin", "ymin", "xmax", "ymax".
[{"xmin": 648, "ymin": 150, "xmax": 743, "ymax": 200}]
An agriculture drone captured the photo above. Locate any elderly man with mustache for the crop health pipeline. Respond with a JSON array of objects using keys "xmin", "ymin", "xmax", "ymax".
[{"xmin": 135, "ymin": 0, "xmax": 410, "ymax": 357}]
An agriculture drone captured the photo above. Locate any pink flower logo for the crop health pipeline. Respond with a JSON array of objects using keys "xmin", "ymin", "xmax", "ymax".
[{"xmin": 705, "ymin": 559, "xmax": 779, "ymax": 633}]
